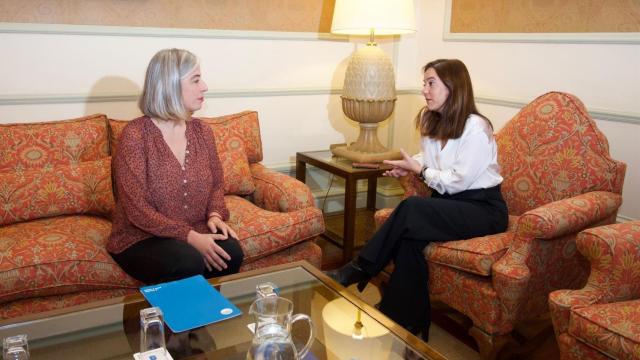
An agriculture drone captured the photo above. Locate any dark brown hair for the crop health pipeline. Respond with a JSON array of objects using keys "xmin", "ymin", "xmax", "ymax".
[{"xmin": 416, "ymin": 59, "xmax": 491, "ymax": 139}]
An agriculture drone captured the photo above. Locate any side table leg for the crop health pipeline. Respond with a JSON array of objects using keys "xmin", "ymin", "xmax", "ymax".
[
  {"xmin": 296, "ymin": 159, "xmax": 306, "ymax": 182},
  {"xmin": 367, "ymin": 177, "xmax": 378, "ymax": 211},
  {"xmin": 343, "ymin": 178, "xmax": 357, "ymax": 262}
]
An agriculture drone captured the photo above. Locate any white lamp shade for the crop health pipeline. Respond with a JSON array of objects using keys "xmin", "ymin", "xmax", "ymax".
[
  {"xmin": 322, "ymin": 298, "xmax": 393, "ymax": 360},
  {"xmin": 331, "ymin": 0, "xmax": 416, "ymax": 35}
]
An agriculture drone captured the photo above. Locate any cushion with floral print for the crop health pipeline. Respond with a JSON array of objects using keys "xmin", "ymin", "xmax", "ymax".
[
  {"xmin": 0, "ymin": 114, "xmax": 109, "ymax": 172},
  {"xmin": 0, "ymin": 215, "xmax": 139, "ymax": 304},
  {"xmin": 0, "ymin": 158, "xmax": 114, "ymax": 226}
]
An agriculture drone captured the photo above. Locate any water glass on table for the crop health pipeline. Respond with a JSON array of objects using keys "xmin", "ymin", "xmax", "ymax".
[
  {"xmin": 2, "ymin": 334, "xmax": 29, "ymax": 360},
  {"xmin": 140, "ymin": 307, "xmax": 167, "ymax": 355}
]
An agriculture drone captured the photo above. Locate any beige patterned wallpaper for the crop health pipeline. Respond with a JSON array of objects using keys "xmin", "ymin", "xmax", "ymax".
[
  {"xmin": 451, "ymin": 0, "xmax": 640, "ymax": 33},
  {"xmin": 0, "ymin": 0, "xmax": 335, "ymax": 33}
]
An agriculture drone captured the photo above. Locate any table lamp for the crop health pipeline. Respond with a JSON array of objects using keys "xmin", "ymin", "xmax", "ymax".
[{"xmin": 331, "ymin": 0, "xmax": 416, "ymax": 163}]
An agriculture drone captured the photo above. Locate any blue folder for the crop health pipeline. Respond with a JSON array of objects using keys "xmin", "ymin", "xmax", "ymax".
[{"xmin": 140, "ymin": 275, "xmax": 242, "ymax": 332}]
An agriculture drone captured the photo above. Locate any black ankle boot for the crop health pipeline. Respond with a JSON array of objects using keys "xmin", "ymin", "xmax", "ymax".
[{"xmin": 325, "ymin": 259, "xmax": 370, "ymax": 292}]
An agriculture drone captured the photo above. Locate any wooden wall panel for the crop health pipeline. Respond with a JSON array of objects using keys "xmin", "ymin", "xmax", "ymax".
[
  {"xmin": 0, "ymin": 0, "xmax": 335, "ymax": 33},
  {"xmin": 450, "ymin": 0, "xmax": 640, "ymax": 33}
]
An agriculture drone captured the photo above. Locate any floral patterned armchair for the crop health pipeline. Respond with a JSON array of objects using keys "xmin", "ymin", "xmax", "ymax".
[
  {"xmin": 374, "ymin": 92, "xmax": 626, "ymax": 359},
  {"xmin": 549, "ymin": 221, "xmax": 640, "ymax": 360}
]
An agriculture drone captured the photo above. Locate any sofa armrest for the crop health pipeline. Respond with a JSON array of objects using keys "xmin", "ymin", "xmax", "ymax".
[
  {"xmin": 516, "ymin": 191, "xmax": 622, "ymax": 240},
  {"xmin": 549, "ymin": 221, "xmax": 640, "ymax": 334},
  {"xmin": 250, "ymin": 163, "xmax": 316, "ymax": 212}
]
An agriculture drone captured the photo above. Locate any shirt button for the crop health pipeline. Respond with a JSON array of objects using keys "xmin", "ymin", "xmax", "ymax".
[
  {"xmin": 186, "ymin": 150, "xmax": 190, "ymax": 154},
  {"xmin": 182, "ymin": 166, "xmax": 185, "ymax": 171},
  {"xmin": 184, "ymin": 192, "xmax": 187, "ymax": 196},
  {"xmin": 184, "ymin": 205, "xmax": 188, "ymax": 209},
  {"xmin": 183, "ymin": 179, "xmax": 187, "ymax": 183}
]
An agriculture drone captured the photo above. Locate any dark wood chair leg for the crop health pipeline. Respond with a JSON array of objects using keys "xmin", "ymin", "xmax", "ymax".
[{"xmin": 469, "ymin": 326, "xmax": 512, "ymax": 360}]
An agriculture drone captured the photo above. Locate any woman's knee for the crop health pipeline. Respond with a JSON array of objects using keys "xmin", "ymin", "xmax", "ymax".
[
  {"xmin": 170, "ymin": 244, "xmax": 206, "ymax": 279},
  {"xmin": 222, "ymin": 237, "xmax": 244, "ymax": 272}
]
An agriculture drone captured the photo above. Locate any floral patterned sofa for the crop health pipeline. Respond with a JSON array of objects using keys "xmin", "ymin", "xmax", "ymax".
[
  {"xmin": 0, "ymin": 111, "xmax": 324, "ymax": 320},
  {"xmin": 549, "ymin": 221, "xmax": 640, "ymax": 360},
  {"xmin": 374, "ymin": 92, "xmax": 626, "ymax": 359}
]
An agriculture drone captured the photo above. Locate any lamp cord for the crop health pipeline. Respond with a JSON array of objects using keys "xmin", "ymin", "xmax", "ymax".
[{"xmin": 320, "ymin": 174, "xmax": 335, "ymax": 215}]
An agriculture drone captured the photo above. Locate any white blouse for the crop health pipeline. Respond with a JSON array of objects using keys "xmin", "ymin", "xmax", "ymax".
[{"xmin": 412, "ymin": 114, "xmax": 503, "ymax": 195}]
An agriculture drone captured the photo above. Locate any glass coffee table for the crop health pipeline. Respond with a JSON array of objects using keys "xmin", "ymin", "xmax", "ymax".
[{"xmin": 0, "ymin": 261, "xmax": 445, "ymax": 359}]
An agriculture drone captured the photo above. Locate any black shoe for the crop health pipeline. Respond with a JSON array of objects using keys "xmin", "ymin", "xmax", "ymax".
[{"xmin": 325, "ymin": 260, "xmax": 371, "ymax": 292}]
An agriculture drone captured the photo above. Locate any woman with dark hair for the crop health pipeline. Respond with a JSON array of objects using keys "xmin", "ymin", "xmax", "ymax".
[
  {"xmin": 327, "ymin": 59, "xmax": 508, "ymax": 340},
  {"xmin": 108, "ymin": 48, "xmax": 244, "ymax": 284}
]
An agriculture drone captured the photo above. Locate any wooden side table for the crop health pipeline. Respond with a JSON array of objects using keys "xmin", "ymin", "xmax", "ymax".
[{"xmin": 296, "ymin": 150, "xmax": 392, "ymax": 262}]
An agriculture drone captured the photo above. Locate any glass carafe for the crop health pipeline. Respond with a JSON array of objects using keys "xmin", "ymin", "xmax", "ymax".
[{"xmin": 246, "ymin": 296, "xmax": 314, "ymax": 360}]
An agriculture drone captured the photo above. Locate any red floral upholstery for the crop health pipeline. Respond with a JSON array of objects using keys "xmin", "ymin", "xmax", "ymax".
[
  {"xmin": 549, "ymin": 221, "xmax": 640, "ymax": 360},
  {"xmin": 0, "ymin": 111, "xmax": 324, "ymax": 320},
  {"xmin": 200, "ymin": 111, "xmax": 263, "ymax": 163},
  {"xmin": 0, "ymin": 158, "xmax": 114, "ymax": 226},
  {"xmin": 374, "ymin": 92, "xmax": 626, "ymax": 358},
  {"xmin": 0, "ymin": 215, "xmax": 140, "ymax": 304},
  {"xmin": 225, "ymin": 195, "xmax": 324, "ymax": 263},
  {"xmin": 0, "ymin": 289, "xmax": 137, "ymax": 320},
  {"xmin": 0, "ymin": 114, "xmax": 110, "ymax": 172}
]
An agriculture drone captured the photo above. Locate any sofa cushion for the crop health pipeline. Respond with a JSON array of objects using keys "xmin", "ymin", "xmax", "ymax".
[
  {"xmin": 0, "ymin": 288, "xmax": 137, "ymax": 320},
  {"xmin": 200, "ymin": 111, "xmax": 263, "ymax": 163},
  {"xmin": 0, "ymin": 158, "xmax": 115, "ymax": 226},
  {"xmin": 224, "ymin": 195, "xmax": 324, "ymax": 263},
  {"xmin": 0, "ymin": 215, "xmax": 140, "ymax": 304},
  {"xmin": 240, "ymin": 241, "xmax": 322, "ymax": 272},
  {"xmin": 108, "ymin": 118, "xmax": 128, "ymax": 156},
  {"xmin": 425, "ymin": 215, "xmax": 519, "ymax": 276},
  {"xmin": 109, "ymin": 117, "xmax": 255, "ymax": 195},
  {"xmin": 212, "ymin": 134, "xmax": 255, "ymax": 195},
  {"xmin": 569, "ymin": 299, "xmax": 640, "ymax": 360},
  {"xmin": 0, "ymin": 114, "xmax": 109, "ymax": 172}
]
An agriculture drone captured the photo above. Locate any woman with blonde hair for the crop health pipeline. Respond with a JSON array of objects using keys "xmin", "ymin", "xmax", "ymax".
[
  {"xmin": 327, "ymin": 59, "xmax": 508, "ymax": 340},
  {"xmin": 108, "ymin": 48, "xmax": 243, "ymax": 284}
]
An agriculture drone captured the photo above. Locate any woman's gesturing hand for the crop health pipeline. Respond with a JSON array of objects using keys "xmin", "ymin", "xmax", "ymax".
[
  {"xmin": 382, "ymin": 149, "xmax": 422, "ymax": 178},
  {"xmin": 187, "ymin": 230, "xmax": 232, "ymax": 272}
]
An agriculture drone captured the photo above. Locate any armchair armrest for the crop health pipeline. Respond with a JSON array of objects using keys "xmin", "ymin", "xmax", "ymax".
[
  {"xmin": 250, "ymin": 163, "xmax": 316, "ymax": 212},
  {"xmin": 491, "ymin": 191, "xmax": 622, "ymax": 319},
  {"xmin": 549, "ymin": 221, "xmax": 640, "ymax": 334},
  {"xmin": 516, "ymin": 191, "xmax": 622, "ymax": 240},
  {"xmin": 399, "ymin": 173, "xmax": 431, "ymax": 198}
]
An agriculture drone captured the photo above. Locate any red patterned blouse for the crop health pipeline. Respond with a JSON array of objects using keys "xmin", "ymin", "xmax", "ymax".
[{"xmin": 107, "ymin": 116, "xmax": 229, "ymax": 254}]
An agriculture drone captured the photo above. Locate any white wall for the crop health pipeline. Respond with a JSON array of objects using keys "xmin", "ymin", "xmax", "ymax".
[
  {"xmin": 0, "ymin": 27, "xmax": 399, "ymax": 167},
  {"xmin": 1, "ymin": 0, "xmax": 638, "ymax": 219}
]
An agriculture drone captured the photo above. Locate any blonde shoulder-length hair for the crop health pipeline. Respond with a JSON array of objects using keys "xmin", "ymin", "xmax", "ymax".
[{"xmin": 138, "ymin": 48, "xmax": 199, "ymax": 122}]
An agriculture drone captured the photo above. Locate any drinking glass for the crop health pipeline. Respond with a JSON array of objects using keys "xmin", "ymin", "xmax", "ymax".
[
  {"xmin": 140, "ymin": 307, "xmax": 166, "ymax": 354},
  {"xmin": 2, "ymin": 334, "xmax": 29, "ymax": 360}
]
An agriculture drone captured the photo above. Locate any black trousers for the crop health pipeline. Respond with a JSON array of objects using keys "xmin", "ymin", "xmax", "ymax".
[
  {"xmin": 358, "ymin": 185, "xmax": 508, "ymax": 338},
  {"xmin": 110, "ymin": 236, "xmax": 244, "ymax": 284}
]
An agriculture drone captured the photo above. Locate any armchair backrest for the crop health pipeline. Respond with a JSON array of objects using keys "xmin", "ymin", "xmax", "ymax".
[{"xmin": 495, "ymin": 92, "xmax": 626, "ymax": 216}]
